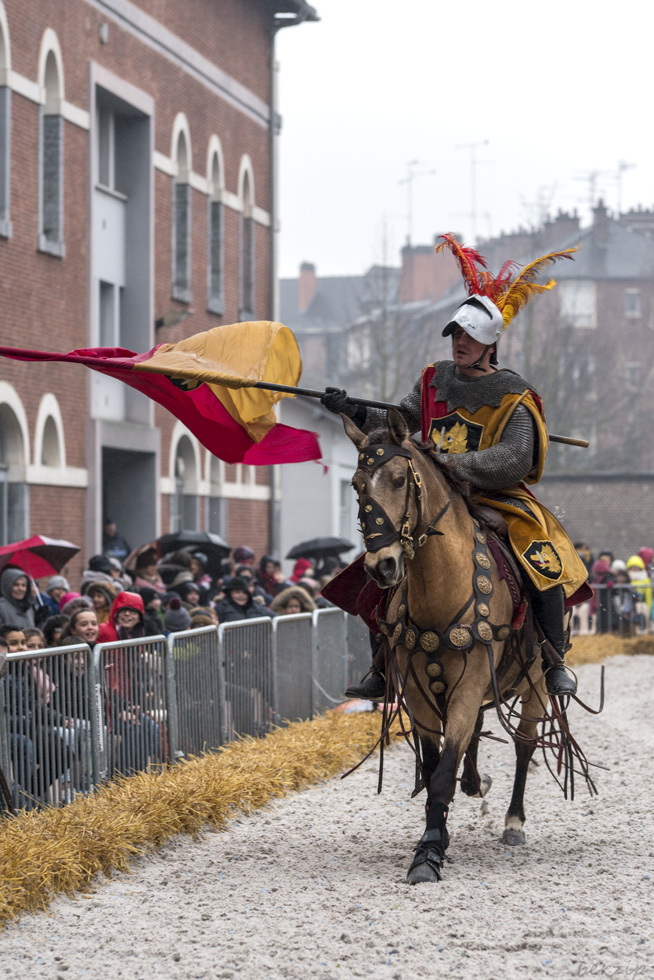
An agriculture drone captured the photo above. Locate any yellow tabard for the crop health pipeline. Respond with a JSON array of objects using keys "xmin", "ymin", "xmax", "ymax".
[{"xmin": 425, "ymin": 390, "xmax": 588, "ymax": 595}]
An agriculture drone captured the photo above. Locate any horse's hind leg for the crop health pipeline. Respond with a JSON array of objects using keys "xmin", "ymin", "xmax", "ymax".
[
  {"xmin": 502, "ymin": 686, "xmax": 545, "ymax": 846},
  {"xmin": 460, "ymin": 708, "xmax": 492, "ymax": 798}
]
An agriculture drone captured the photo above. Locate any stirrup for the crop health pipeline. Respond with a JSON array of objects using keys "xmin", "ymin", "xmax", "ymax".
[
  {"xmin": 543, "ymin": 661, "xmax": 577, "ymax": 697},
  {"xmin": 344, "ymin": 671, "xmax": 386, "ymax": 702}
]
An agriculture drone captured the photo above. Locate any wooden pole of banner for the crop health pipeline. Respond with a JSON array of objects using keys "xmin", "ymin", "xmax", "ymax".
[{"xmin": 249, "ymin": 381, "xmax": 590, "ymax": 448}]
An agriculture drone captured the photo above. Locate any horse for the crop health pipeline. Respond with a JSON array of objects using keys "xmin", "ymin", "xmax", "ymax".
[{"xmin": 343, "ymin": 409, "xmax": 587, "ymax": 885}]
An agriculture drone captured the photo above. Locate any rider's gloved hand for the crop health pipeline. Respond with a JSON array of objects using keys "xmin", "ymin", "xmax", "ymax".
[{"xmin": 320, "ymin": 387, "xmax": 357, "ymax": 418}]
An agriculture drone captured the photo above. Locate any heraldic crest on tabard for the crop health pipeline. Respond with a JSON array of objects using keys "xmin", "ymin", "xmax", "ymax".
[
  {"xmin": 427, "ymin": 413, "xmax": 485, "ymax": 455},
  {"xmin": 522, "ymin": 540, "xmax": 564, "ymax": 581}
]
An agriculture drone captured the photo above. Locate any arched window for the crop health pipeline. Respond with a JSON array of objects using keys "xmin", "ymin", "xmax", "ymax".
[
  {"xmin": 170, "ymin": 434, "xmax": 198, "ymax": 532},
  {"xmin": 38, "ymin": 38, "xmax": 65, "ymax": 256},
  {"xmin": 239, "ymin": 166, "xmax": 255, "ymax": 319},
  {"xmin": 207, "ymin": 144, "xmax": 224, "ymax": 315},
  {"xmin": 0, "ymin": 3, "xmax": 12, "ymax": 238},
  {"xmin": 0, "ymin": 392, "xmax": 29, "ymax": 544},
  {"xmin": 40, "ymin": 416, "xmax": 62, "ymax": 467},
  {"xmin": 172, "ymin": 127, "xmax": 191, "ymax": 302}
]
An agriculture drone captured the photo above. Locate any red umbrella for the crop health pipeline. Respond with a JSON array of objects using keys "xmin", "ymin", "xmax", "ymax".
[{"xmin": 0, "ymin": 535, "xmax": 80, "ymax": 579}]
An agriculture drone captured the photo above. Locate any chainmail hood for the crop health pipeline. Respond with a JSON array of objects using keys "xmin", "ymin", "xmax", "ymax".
[{"xmin": 430, "ymin": 361, "xmax": 539, "ymax": 414}]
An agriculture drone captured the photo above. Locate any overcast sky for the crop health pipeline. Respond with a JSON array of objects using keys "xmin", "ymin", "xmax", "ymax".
[{"xmin": 275, "ymin": 0, "xmax": 654, "ymax": 279}]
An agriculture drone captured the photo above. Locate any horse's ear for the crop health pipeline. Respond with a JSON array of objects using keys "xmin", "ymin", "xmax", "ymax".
[
  {"xmin": 388, "ymin": 409, "xmax": 410, "ymax": 446},
  {"xmin": 342, "ymin": 414, "xmax": 368, "ymax": 450}
]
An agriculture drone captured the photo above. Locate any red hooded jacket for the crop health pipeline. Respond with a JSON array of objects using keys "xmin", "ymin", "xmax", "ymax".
[{"xmin": 98, "ymin": 591, "xmax": 145, "ymax": 643}]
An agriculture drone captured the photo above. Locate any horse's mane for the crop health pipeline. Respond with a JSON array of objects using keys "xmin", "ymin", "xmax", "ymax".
[{"xmin": 365, "ymin": 427, "xmax": 470, "ymax": 498}]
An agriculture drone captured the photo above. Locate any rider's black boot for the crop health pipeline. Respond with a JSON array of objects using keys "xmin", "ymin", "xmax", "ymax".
[
  {"xmin": 344, "ymin": 670, "xmax": 386, "ymax": 701},
  {"xmin": 344, "ymin": 630, "xmax": 387, "ymax": 701},
  {"xmin": 528, "ymin": 583, "xmax": 577, "ymax": 696}
]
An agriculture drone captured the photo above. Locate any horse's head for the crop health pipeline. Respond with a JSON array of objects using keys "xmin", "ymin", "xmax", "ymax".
[{"xmin": 344, "ymin": 409, "xmax": 436, "ymax": 588}]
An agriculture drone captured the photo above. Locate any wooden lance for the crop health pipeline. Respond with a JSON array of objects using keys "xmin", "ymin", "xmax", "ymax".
[{"xmin": 249, "ymin": 382, "xmax": 590, "ymax": 448}]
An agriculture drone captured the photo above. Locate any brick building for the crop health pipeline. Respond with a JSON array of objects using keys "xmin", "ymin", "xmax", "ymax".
[{"xmin": 0, "ymin": 0, "xmax": 317, "ymax": 583}]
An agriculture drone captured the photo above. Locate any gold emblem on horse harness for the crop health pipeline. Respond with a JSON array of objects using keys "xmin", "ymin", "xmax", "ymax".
[
  {"xmin": 478, "ymin": 621, "xmax": 493, "ymax": 642},
  {"xmin": 426, "ymin": 661, "xmax": 441, "ymax": 677},
  {"xmin": 497, "ymin": 626, "xmax": 511, "ymax": 640},
  {"xmin": 476, "ymin": 602, "xmax": 490, "ymax": 617},
  {"xmin": 419, "ymin": 631, "xmax": 440, "ymax": 652},
  {"xmin": 449, "ymin": 627, "xmax": 469, "ymax": 647},
  {"xmin": 477, "ymin": 575, "xmax": 493, "ymax": 594},
  {"xmin": 430, "ymin": 680, "xmax": 446, "ymax": 695},
  {"xmin": 404, "ymin": 628, "xmax": 416, "ymax": 650},
  {"xmin": 474, "ymin": 551, "xmax": 491, "ymax": 569}
]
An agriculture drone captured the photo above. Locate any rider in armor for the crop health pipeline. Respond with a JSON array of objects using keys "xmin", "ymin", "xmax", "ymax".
[{"xmin": 321, "ymin": 236, "xmax": 590, "ymax": 700}]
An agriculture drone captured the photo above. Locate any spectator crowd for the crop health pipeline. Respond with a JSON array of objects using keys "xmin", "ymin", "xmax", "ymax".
[
  {"xmin": 573, "ymin": 543, "xmax": 654, "ymax": 635},
  {"xmin": 0, "ymin": 540, "xmax": 345, "ymax": 655}
]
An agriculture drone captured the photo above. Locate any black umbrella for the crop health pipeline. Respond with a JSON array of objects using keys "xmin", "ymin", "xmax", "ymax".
[
  {"xmin": 156, "ymin": 530, "xmax": 231, "ymax": 579},
  {"xmin": 285, "ymin": 537, "xmax": 356, "ymax": 560}
]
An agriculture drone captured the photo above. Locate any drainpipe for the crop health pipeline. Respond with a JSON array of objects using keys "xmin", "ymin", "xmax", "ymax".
[{"xmin": 267, "ymin": 3, "xmax": 319, "ymax": 556}]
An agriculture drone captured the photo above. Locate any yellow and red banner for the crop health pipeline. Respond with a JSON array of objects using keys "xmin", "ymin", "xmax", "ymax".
[{"xmin": 0, "ymin": 321, "xmax": 321, "ymax": 465}]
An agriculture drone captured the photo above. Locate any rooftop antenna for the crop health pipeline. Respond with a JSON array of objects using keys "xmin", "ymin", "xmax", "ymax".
[
  {"xmin": 456, "ymin": 139, "xmax": 490, "ymax": 241},
  {"xmin": 615, "ymin": 161, "xmax": 636, "ymax": 214},
  {"xmin": 398, "ymin": 160, "xmax": 437, "ymax": 245}
]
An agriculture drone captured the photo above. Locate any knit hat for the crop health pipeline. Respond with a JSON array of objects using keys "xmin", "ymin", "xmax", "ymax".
[
  {"xmin": 59, "ymin": 591, "xmax": 82, "ymax": 611},
  {"xmin": 88, "ymin": 554, "xmax": 113, "ymax": 575},
  {"xmin": 60, "ymin": 594, "xmax": 94, "ymax": 617},
  {"xmin": 164, "ymin": 596, "xmax": 191, "ymax": 632},
  {"xmin": 233, "ymin": 546, "xmax": 254, "ymax": 563},
  {"xmin": 223, "ymin": 577, "xmax": 251, "ymax": 594},
  {"xmin": 46, "ymin": 575, "xmax": 70, "ymax": 593},
  {"xmin": 139, "ymin": 586, "xmax": 160, "ymax": 608},
  {"xmin": 638, "ymin": 547, "xmax": 654, "ymax": 568},
  {"xmin": 610, "ymin": 559, "xmax": 626, "ymax": 574}
]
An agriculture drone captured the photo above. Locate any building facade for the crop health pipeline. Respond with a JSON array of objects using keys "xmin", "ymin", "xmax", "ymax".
[{"xmin": 0, "ymin": 0, "xmax": 317, "ymax": 581}]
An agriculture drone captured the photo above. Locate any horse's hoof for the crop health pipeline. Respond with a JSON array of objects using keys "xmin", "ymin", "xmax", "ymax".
[
  {"xmin": 406, "ymin": 829, "xmax": 445, "ymax": 884},
  {"xmin": 501, "ymin": 827, "xmax": 526, "ymax": 846},
  {"xmin": 407, "ymin": 860, "xmax": 442, "ymax": 885},
  {"xmin": 477, "ymin": 774, "xmax": 492, "ymax": 798}
]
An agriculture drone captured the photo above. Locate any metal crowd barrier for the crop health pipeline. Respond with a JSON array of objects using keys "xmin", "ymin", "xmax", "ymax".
[
  {"xmin": 94, "ymin": 635, "xmax": 171, "ymax": 779},
  {"xmin": 0, "ymin": 644, "xmax": 97, "ymax": 812},
  {"xmin": 272, "ymin": 613, "xmax": 313, "ymax": 726},
  {"xmin": 168, "ymin": 626, "xmax": 223, "ymax": 757},
  {"xmin": 311, "ymin": 608, "xmax": 348, "ymax": 713},
  {"xmin": 0, "ymin": 610, "xmax": 370, "ymax": 813},
  {"xmin": 570, "ymin": 584, "xmax": 652, "ymax": 637}
]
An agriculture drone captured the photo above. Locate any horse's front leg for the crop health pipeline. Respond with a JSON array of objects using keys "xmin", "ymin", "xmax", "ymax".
[{"xmin": 407, "ymin": 683, "xmax": 486, "ymax": 885}]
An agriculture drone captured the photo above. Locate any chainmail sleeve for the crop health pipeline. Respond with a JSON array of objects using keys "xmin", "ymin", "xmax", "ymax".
[
  {"xmin": 440, "ymin": 404, "xmax": 536, "ymax": 489},
  {"xmin": 356, "ymin": 377, "xmax": 423, "ymax": 435}
]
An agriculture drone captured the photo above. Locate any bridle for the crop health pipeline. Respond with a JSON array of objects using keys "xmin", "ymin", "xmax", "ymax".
[{"xmin": 355, "ymin": 442, "xmax": 453, "ymax": 561}]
